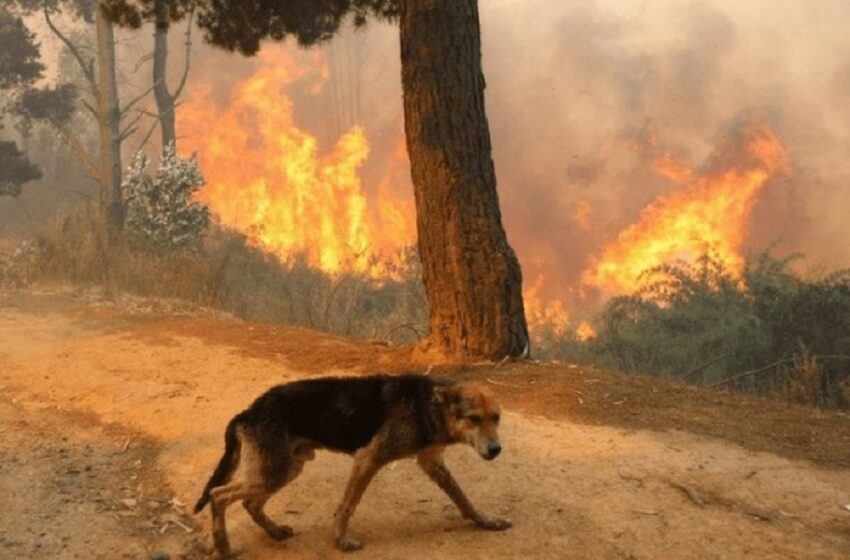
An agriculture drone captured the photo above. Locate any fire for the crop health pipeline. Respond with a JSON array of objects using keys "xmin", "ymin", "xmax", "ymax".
[
  {"xmin": 572, "ymin": 199, "xmax": 593, "ymax": 230},
  {"xmin": 575, "ymin": 321, "xmax": 597, "ymax": 341},
  {"xmin": 179, "ymin": 46, "xmax": 414, "ymax": 276},
  {"xmin": 523, "ymin": 273, "xmax": 570, "ymax": 336},
  {"xmin": 582, "ymin": 122, "xmax": 790, "ymax": 294}
]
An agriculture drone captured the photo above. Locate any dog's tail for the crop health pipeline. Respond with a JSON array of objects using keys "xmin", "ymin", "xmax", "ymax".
[{"xmin": 193, "ymin": 414, "xmax": 244, "ymax": 514}]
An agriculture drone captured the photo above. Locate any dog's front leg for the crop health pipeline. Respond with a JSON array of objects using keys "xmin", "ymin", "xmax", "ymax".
[
  {"xmin": 333, "ymin": 445, "xmax": 383, "ymax": 552},
  {"xmin": 417, "ymin": 449, "xmax": 511, "ymax": 531}
]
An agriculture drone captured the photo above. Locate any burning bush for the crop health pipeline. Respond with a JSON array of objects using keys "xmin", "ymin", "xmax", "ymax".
[{"xmin": 550, "ymin": 250, "xmax": 850, "ymax": 409}]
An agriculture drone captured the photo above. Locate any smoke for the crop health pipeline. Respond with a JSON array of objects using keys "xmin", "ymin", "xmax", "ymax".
[{"xmin": 475, "ymin": 0, "xmax": 850, "ymax": 307}]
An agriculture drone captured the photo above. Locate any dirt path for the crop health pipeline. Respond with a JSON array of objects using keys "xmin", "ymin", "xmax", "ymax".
[{"xmin": 1, "ymin": 290, "xmax": 849, "ymax": 559}]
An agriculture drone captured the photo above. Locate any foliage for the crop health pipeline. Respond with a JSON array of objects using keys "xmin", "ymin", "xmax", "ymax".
[
  {"xmin": 0, "ymin": 140, "xmax": 42, "ymax": 196},
  {"xmin": 12, "ymin": 84, "xmax": 77, "ymax": 133},
  {"xmin": 0, "ymin": 10, "xmax": 44, "ymax": 91},
  {"xmin": 124, "ymin": 146, "xmax": 210, "ymax": 251},
  {"xmin": 191, "ymin": 0, "xmax": 400, "ymax": 54},
  {"xmin": 549, "ymin": 251, "xmax": 850, "ymax": 409},
  {"xmin": 0, "ymin": 8, "xmax": 43, "ymax": 196}
]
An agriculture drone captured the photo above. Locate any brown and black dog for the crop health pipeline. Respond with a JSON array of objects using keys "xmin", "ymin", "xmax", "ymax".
[{"xmin": 193, "ymin": 374, "xmax": 510, "ymax": 556}]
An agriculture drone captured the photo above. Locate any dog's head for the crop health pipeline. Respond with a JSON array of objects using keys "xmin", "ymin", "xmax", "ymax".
[{"xmin": 435, "ymin": 382, "xmax": 503, "ymax": 460}]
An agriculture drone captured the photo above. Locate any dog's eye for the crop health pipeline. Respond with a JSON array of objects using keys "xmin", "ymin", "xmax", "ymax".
[
  {"xmin": 492, "ymin": 414, "xmax": 500, "ymax": 423},
  {"xmin": 467, "ymin": 414, "xmax": 482, "ymax": 425}
]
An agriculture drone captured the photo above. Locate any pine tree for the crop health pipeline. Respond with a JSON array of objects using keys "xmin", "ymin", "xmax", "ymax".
[{"xmin": 0, "ymin": 9, "xmax": 46, "ymax": 196}]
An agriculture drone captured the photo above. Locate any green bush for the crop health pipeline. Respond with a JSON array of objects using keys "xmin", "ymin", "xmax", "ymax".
[{"xmin": 549, "ymin": 250, "xmax": 850, "ymax": 409}]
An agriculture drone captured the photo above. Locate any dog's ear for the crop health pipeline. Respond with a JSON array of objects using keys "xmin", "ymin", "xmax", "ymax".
[{"xmin": 433, "ymin": 384, "xmax": 460, "ymax": 406}]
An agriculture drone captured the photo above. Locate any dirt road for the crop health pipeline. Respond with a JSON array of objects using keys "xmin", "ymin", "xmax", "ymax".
[{"xmin": 1, "ymin": 289, "xmax": 848, "ymax": 559}]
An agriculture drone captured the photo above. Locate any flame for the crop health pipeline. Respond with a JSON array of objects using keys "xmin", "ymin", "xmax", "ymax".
[
  {"xmin": 582, "ymin": 122, "xmax": 790, "ymax": 294},
  {"xmin": 573, "ymin": 199, "xmax": 593, "ymax": 230},
  {"xmin": 179, "ymin": 46, "xmax": 414, "ymax": 277},
  {"xmin": 523, "ymin": 273, "xmax": 570, "ymax": 336},
  {"xmin": 652, "ymin": 152, "xmax": 694, "ymax": 184},
  {"xmin": 575, "ymin": 321, "xmax": 597, "ymax": 341}
]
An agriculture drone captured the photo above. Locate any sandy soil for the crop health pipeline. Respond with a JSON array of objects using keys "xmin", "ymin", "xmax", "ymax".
[{"xmin": 1, "ymin": 288, "xmax": 848, "ymax": 559}]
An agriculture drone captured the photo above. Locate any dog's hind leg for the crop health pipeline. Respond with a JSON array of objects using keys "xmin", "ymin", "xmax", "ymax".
[
  {"xmin": 208, "ymin": 429, "xmax": 279, "ymax": 557},
  {"xmin": 417, "ymin": 447, "xmax": 511, "ymax": 531},
  {"xmin": 242, "ymin": 437, "xmax": 313, "ymax": 542},
  {"xmin": 210, "ymin": 481, "xmax": 266, "ymax": 557},
  {"xmin": 243, "ymin": 495, "xmax": 293, "ymax": 541}
]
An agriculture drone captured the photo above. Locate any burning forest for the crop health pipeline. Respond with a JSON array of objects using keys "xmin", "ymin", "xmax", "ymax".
[
  {"xmin": 2, "ymin": 0, "xmax": 849, "ymax": 393},
  {"xmin": 2, "ymin": 2, "xmax": 850, "ymax": 559}
]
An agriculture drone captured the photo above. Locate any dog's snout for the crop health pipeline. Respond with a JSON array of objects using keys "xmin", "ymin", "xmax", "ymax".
[{"xmin": 485, "ymin": 442, "xmax": 502, "ymax": 460}]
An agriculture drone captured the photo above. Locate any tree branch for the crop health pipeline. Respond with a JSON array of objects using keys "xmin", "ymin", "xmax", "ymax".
[
  {"xmin": 43, "ymin": 7, "xmax": 99, "ymax": 96},
  {"xmin": 120, "ymin": 109, "xmax": 145, "ymax": 138},
  {"xmin": 172, "ymin": 8, "xmax": 196, "ymax": 101},
  {"xmin": 56, "ymin": 123, "xmax": 100, "ymax": 180},
  {"xmin": 134, "ymin": 118, "xmax": 160, "ymax": 153},
  {"xmin": 120, "ymin": 79, "xmax": 162, "ymax": 116},
  {"xmin": 709, "ymin": 354, "xmax": 850, "ymax": 388},
  {"xmin": 683, "ymin": 352, "xmax": 736, "ymax": 381},
  {"xmin": 81, "ymin": 99, "xmax": 99, "ymax": 119}
]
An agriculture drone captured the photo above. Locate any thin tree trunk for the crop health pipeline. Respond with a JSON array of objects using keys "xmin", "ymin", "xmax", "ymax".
[
  {"xmin": 399, "ymin": 0, "xmax": 529, "ymax": 361},
  {"xmin": 95, "ymin": 4, "xmax": 124, "ymax": 232},
  {"xmin": 153, "ymin": 0, "xmax": 176, "ymax": 150}
]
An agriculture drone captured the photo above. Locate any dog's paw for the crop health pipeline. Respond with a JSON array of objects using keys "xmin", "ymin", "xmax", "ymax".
[
  {"xmin": 474, "ymin": 515, "xmax": 512, "ymax": 531},
  {"xmin": 336, "ymin": 534, "xmax": 364, "ymax": 552},
  {"xmin": 266, "ymin": 524, "xmax": 294, "ymax": 541}
]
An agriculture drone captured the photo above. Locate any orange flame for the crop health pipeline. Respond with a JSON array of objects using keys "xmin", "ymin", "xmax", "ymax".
[
  {"xmin": 575, "ymin": 321, "xmax": 597, "ymax": 341},
  {"xmin": 179, "ymin": 46, "xmax": 414, "ymax": 277},
  {"xmin": 523, "ymin": 273, "xmax": 570, "ymax": 336},
  {"xmin": 582, "ymin": 122, "xmax": 790, "ymax": 294}
]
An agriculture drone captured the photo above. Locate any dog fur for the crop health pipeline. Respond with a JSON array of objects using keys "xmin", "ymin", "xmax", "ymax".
[{"xmin": 193, "ymin": 374, "xmax": 510, "ymax": 555}]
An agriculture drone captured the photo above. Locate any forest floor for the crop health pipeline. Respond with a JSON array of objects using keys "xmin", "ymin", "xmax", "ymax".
[{"xmin": 1, "ymin": 287, "xmax": 849, "ymax": 559}]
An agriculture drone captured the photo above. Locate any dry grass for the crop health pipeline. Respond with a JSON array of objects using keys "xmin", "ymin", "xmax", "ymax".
[{"xmin": 7, "ymin": 208, "xmax": 428, "ymax": 345}]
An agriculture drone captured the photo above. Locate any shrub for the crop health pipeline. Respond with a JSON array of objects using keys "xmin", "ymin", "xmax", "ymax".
[
  {"xmin": 548, "ymin": 250, "xmax": 850, "ymax": 409},
  {"xmin": 124, "ymin": 145, "xmax": 209, "ymax": 251}
]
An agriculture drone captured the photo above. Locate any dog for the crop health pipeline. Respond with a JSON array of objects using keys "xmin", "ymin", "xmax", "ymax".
[{"xmin": 193, "ymin": 374, "xmax": 511, "ymax": 555}]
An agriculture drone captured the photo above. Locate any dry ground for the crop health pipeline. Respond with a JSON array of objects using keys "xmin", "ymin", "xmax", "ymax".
[{"xmin": 1, "ymin": 288, "xmax": 849, "ymax": 559}]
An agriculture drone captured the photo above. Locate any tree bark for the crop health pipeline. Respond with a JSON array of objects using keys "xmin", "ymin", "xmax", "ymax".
[
  {"xmin": 399, "ymin": 0, "xmax": 529, "ymax": 361},
  {"xmin": 153, "ymin": 0, "xmax": 177, "ymax": 150},
  {"xmin": 95, "ymin": 4, "xmax": 124, "ymax": 232}
]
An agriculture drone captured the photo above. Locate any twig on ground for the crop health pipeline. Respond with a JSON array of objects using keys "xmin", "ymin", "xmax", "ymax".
[
  {"xmin": 486, "ymin": 377, "xmax": 522, "ymax": 389},
  {"xmin": 669, "ymin": 481, "xmax": 707, "ymax": 507}
]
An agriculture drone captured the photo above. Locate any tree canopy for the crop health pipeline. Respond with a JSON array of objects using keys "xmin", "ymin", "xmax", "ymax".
[
  {"xmin": 0, "ymin": 9, "xmax": 44, "ymax": 196},
  {"xmin": 103, "ymin": 0, "xmax": 399, "ymax": 53}
]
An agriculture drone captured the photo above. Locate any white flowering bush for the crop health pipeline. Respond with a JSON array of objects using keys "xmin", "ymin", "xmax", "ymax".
[{"xmin": 124, "ymin": 144, "xmax": 210, "ymax": 251}]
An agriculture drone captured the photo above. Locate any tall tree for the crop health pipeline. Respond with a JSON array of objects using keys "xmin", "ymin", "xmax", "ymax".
[
  {"xmin": 14, "ymin": 0, "xmax": 142, "ymax": 234},
  {"xmin": 399, "ymin": 1, "xmax": 528, "ymax": 360},
  {"xmin": 119, "ymin": 0, "xmax": 530, "ymax": 361},
  {"xmin": 93, "ymin": 3, "xmax": 124, "ymax": 230},
  {"xmin": 104, "ymin": 0, "xmax": 195, "ymax": 151}
]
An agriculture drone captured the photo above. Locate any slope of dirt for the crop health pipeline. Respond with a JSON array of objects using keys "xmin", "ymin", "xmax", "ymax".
[
  {"xmin": 1, "ymin": 288, "xmax": 849, "ymax": 559},
  {"xmin": 0, "ymin": 395, "xmax": 204, "ymax": 559}
]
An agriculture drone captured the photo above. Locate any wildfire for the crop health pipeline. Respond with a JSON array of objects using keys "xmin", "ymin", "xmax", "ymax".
[
  {"xmin": 523, "ymin": 273, "xmax": 570, "ymax": 336},
  {"xmin": 179, "ymin": 46, "xmax": 415, "ymax": 277},
  {"xmin": 177, "ymin": 46, "xmax": 791, "ymax": 343},
  {"xmin": 582, "ymin": 122, "xmax": 790, "ymax": 294}
]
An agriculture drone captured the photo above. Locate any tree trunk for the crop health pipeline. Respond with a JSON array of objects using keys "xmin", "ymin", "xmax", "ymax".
[
  {"xmin": 153, "ymin": 0, "xmax": 176, "ymax": 150},
  {"xmin": 95, "ymin": 4, "xmax": 124, "ymax": 232},
  {"xmin": 399, "ymin": 0, "xmax": 529, "ymax": 361}
]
